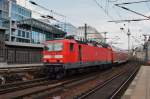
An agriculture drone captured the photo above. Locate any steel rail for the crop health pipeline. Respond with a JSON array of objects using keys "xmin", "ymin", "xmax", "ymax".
[
  {"xmin": 109, "ymin": 64, "xmax": 140, "ymax": 99},
  {"xmin": 76, "ymin": 63, "xmax": 139, "ymax": 99},
  {"xmin": 13, "ymin": 73, "xmax": 100, "ymax": 98},
  {"xmin": 0, "ymin": 77, "xmax": 49, "ymax": 94}
]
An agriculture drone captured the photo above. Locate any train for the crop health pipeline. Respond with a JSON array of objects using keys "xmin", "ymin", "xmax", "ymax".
[{"xmin": 43, "ymin": 38, "xmax": 129, "ymax": 79}]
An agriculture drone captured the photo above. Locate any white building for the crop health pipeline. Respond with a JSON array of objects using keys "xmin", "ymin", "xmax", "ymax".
[
  {"xmin": 16, "ymin": 0, "xmax": 26, "ymax": 6},
  {"xmin": 65, "ymin": 23, "xmax": 78, "ymax": 36},
  {"xmin": 54, "ymin": 23, "xmax": 78, "ymax": 36},
  {"xmin": 77, "ymin": 26, "xmax": 104, "ymax": 42}
]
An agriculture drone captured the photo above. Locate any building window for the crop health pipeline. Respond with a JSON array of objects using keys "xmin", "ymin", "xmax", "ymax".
[
  {"xmin": 22, "ymin": 31, "xmax": 25, "ymax": 37},
  {"xmin": 18, "ymin": 7, "xmax": 21, "ymax": 14},
  {"xmin": 18, "ymin": 30, "xmax": 21, "ymax": 36},
  {"xmin": 12, "ymin": 3, "xmax": 16, "ymax": 13},
  {"xmin": 31, "ymin": 31, "xmax": 46, "ymax": 44},
  {"xmin": 26, "ymin": 32, "xmax": 30, "ymax": 38},
  {"xmin": 11, "ymin": 37, "xmax": 15, "ymax": 42},
  {"xmin": 0, "ymin": 11, "xmax": 2, "ymax": 18},
  {"xmin": 0, "ymin": 20, "xmax": 2, "ymax": 26}
]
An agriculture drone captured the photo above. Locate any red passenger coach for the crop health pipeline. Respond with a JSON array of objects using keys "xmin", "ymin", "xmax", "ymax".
[
  {"xmin": 112, "ymin": 47, "xmax": 129, "ymax": 63},
  {"xmin": 43, "ymin": 38, "xmax": 128, "ymax": 78}
]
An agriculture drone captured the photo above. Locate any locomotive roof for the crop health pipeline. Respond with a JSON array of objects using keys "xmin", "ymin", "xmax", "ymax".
[
  {"xmin": 45, "ymin": 39, "xmax": 110, "ymax": 48},
  {"xmin": 45, "ymin": 39, "xmax": 77, "ymax": 43}
]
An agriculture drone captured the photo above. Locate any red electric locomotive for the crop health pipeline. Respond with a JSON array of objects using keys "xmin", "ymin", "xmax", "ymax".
[{"xmin": 43, "ymin": 38, "xmax": 128, "ymax": 78}]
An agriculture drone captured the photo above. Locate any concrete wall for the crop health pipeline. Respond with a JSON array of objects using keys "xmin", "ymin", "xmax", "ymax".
[
  {"xmin": 5, "ymin": 43, "xmax": 43, "ymax": 64},
  {"xmin": 0, "ymin": 29, "xmax": 44, "ymax": 67}
]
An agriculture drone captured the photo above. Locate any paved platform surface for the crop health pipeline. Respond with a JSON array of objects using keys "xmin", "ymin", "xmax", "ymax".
[
  {"xmin": 0, "ymin": 63, "xmax": 43, "ymax": 69},
  {"xmin": 122, "ymin": 66, "xmax": 150, "ymax": 99}
]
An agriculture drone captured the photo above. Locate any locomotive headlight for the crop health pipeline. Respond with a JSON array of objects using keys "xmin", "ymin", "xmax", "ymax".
[
  {"xmin": 43, "ymin": 55, "xmax": 52, "ymax": 58},
  {"xmin": 54, "ymin": 55, "xmax": 63, "ymax": 58}
]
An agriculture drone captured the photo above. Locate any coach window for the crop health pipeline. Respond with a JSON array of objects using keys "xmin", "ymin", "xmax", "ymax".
[{"xmin": 70, "ymin": 43, "xmax": 74, "ymax": 52}]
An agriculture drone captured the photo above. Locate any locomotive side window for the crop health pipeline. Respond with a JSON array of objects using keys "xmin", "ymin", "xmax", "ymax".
[{"xmin": 70, "ymin": 43, "xmax": 74, "ymax": 52}]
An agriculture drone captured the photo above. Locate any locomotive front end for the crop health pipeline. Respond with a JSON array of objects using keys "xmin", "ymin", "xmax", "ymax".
[{"xmin": 43, "ymin": 41, "xmax": 64, "ymax": 65}]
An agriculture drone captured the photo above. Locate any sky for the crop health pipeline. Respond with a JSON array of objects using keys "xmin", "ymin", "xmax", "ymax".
[{"xmin": 17, "ymin": 0, "xmax": 150, "ymax": 50}]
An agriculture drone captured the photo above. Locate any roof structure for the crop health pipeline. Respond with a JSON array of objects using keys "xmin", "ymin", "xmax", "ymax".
[{"xmin": 17, "ymin": 18, "xmax": 66, "ymax": 35}]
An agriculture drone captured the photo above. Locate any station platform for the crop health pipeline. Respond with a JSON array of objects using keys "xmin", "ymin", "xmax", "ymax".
[
  {"xmin": 122, "ymin": 66, "xmax": 150, "ymax": 99},
  {"xmin": 0, "ymin": 63, "xmax": 43, "ymax": 69}
]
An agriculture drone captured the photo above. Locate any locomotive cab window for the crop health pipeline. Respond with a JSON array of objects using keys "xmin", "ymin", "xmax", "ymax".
[
  {"xmin": 70, "ymin": 43, "xmax": 74, "ymax": 52},
  {"xmin": 45, "ymin": 42, "xmax": 63, "ymax": 51},
  {"xmin": 46, "ymin": 43, "xmax": 53, "ymax": 51},
  {"xmin": 54, "ymin": 43, "xmax": 63, "ymax": 51}
]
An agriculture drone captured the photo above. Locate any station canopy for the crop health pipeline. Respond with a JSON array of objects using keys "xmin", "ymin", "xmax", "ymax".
[{"xmin": 17, "ymin": 18, "xmax": 66, "ymax": 35}]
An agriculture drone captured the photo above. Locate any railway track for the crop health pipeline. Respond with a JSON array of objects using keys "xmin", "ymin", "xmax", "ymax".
[
  {"xmin": 0, "ymin": 61, "xmax": 141, "ymax": 99},
  {"xmin": 109, "ymin": 65, "xmax": 139, "ymax": 99},
  {"xmin": 0, "ymin": 77, "xmax": 49, "ymax": 94},
  {"xmin": 76, "ymin": 62, "xmax": 140, "ymax": 99},
  {"xmin": 43, "ymin": 62, "xmax": 140, "ymax": 99},
  {"xmin": 0, "ymin": 65, "xmax": 45, "ymax": 84},
  {"xmin": 0, "ymin": 70, "xmax": 106, "ymax": 99}
]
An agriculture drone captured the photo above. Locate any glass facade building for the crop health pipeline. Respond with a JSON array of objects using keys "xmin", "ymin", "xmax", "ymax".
[
  {"xmin": 17, "ymin": 18, "xmax": 65, "ymax": 44},
  {"xmin": 0, "ymin": 0, "xmax": 9, "ymax": 28},
  {"xmin": 10, "ymin": 1, "xmax": 32, "ymax": 43},
  {"xmin": 0, "ymin": 0, "xmax": 66, "ymax": 44},
  {"xmin": 11, "ymin": 2, "xmax": 31, "ymax": 21},
  {"xmin": 31, "ymin": 30, "xmax": 46, "ymax": 44}
]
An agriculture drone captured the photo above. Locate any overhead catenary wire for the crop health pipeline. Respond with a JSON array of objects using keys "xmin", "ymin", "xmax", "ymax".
[
  {"xmin": 108, "ymin": 0, "xmax": 119, "ymax": 2},
  {"xmin": 92, "ymin": 0, "xmax": 126, "ymax": 44},
  {"xmin": 112, "ymin": 5, "xmax": 123, "ymax": 20},
  {"xmin": 116, "ymin": 0, "xmax": 150, "ymax": 5},
  {"xmin": 115, "ymin": 4, "xmax": 150, "ymax": 19},
  {"xmin": 93, "ymin": 0, "xmax": 147, "ymax": 49},
  {"xmin": 92, "ymin": 0, "xmax": 115, "ymax": 21},
  {"xmin": 108, "ymin": 18, "xmax": 150, "ymax": 23},
  {"xmin": 95, "ymin": 0, "xmax": 128, "ymax": 23},
  {"xmin": 108, "ymin": 0, "xmax": 150, "ymax": 23},
  {"xmin": 101, "ymin": 0, "xmax": 124, "ymax": 21},
  {"xmin": 115, "ymin": 0, "xmax": 150, "ymax": 21},
  {"xmin": 29, "ymin": 0, "xmax": 66, "ymax": 18}
]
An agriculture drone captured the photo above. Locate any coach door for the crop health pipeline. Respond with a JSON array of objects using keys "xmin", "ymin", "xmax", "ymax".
[{"xmin": 78, "ymin": 45, "xmax": 82, "ymax": 61}]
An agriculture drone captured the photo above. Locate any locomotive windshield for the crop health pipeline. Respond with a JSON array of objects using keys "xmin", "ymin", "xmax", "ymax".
[
  {"xmin": 54, "ymin": 43, "xmax": 63, "ymax": 51},
  {"xmin": 45, "ymin": 42, "xmax": 63, "ymax": 51}
]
